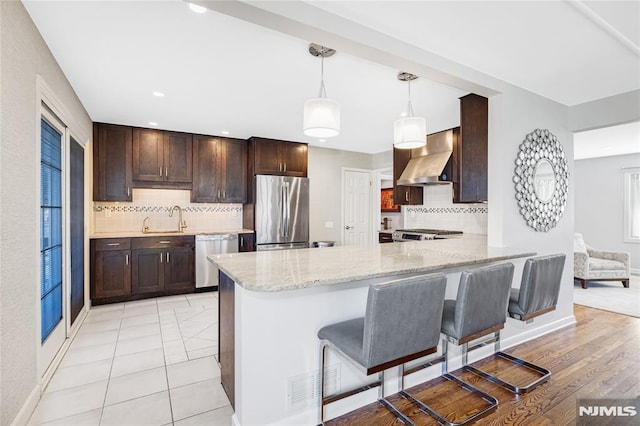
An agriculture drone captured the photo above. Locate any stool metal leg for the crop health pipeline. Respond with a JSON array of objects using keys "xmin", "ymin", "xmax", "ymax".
[
  {"xmin": 400, "ymin": 338, "xmax": 498, "ymax": 426},
  {"xmin": 462, "ymin": 332, "xmax": 551, "ymax": 394}
]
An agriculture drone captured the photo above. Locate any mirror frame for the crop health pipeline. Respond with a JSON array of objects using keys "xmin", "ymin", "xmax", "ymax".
[{"xmin": 513, "ymin": 128, "xmax": 569, "ymax": 232}]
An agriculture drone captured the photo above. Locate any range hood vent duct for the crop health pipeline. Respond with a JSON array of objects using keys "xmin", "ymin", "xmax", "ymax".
[{"xmin": 397, "ymin": 129, "xmax": 454, "ymax": 186}]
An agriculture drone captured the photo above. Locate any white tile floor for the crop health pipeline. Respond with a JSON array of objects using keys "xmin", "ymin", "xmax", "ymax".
[{"xmin": 27, "ymin": 293, "xmax": 233, "ymax": 426}]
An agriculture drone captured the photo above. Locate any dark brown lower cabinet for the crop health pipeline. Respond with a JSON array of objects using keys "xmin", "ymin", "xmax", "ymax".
[
  {"xmin": 238, "ymin": 232, "xmax": 255, "ymax": 252},
  {"xmin": 219, "ymin": 271, "xmax": 235, "ymax": 408},
  {"xmin": 91, "ymin": 236, "xmax": 194, "ymax": 304},
  {"xmin": 91, "ymin": 239, "xmax": 131, "ymax": 301}
]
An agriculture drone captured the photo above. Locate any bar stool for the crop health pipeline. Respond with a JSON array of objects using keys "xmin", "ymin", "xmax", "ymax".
[
  {"xmin": 466, "ymin": 254, "xmax": 566, "ymax": 394},
  {"xmin": 317, "ymin": 273, "xmax": 447, "ymax": 425},
  {"xmin": 400, "ymin": 263, "xmax": 513, "ymax": 425}
]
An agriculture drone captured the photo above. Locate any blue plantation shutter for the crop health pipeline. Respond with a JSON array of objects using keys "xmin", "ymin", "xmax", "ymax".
[{"xmin": 41, "ymin": 119, "xmax": 63, "ymax": 342}]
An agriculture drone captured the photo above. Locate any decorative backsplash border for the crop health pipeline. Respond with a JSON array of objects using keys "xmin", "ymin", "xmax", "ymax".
[
  {"xmin": 93, "ymin": 204, "xmax": 243, "ymax": 213},
  {"xmin": 405, "ymin": 206, "xmax": 488, "ymax": 214}
]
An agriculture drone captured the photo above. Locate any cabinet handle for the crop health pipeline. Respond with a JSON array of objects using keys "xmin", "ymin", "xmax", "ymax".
[
  {"xmin": 279, "ymin": 163, "xmax": 283, "ymax": 172},
  {"xmin": 405, "ymin": 191, "xmax": 409, "ymax": 202},
  {"xmin": 223, "ymin": 190, "xmax": 226, "ymax": 199},
  {"xmin": 159, "ymin": 167, "xmax": 163, "ymax": 177},
  {"xmin": 127, "ymin": 186, "xmax": 130, "ymax": 197},
  {"xmin": 159, "ymin": 240, "xmax": 171, "ymax": 244},
  {"xmin": 218, "ymin": 190, "xmax": 221, "ymax": 199},
  {"xmin": 106, "ymin": 243, "xmax": 120, "ymax": 246},
  {"xmin": 166, "ymin": 252, "xmax": 170, "ymax": 263},
  {"xmin": 165, "ymin": 167, "xmax": 168, "ymax": 177},
  {"xmin": 283, "ymin": 163, "xmax": 287, "ymax": 172},
  {"xmin": 125, "ymin": 254, "xmax": 129, "ymax": 265},
  {"xmin": 160, "ymin": 253, "xmax": 163, "ymax": 263}
]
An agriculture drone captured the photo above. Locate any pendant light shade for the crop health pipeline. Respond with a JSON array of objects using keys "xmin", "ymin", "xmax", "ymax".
[
  {"xmin": 304, "ymin": 98, "xmax": 340, "ymax": 138},
  {"xmin": 394, "ymin": 116, "xmax": 427, "ymax": 149},
  {"xmin": 304, "ymin": 43, "xmax": 340, "ymax": 138},
  {"xmin": 394, "ymin": 72, "xmax": 426, "ymax": 149}
]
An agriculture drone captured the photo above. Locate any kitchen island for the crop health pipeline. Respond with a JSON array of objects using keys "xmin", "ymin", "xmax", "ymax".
[{"xmin": 209, "ymin": 236, "xmax": 572, "ymax": 426}]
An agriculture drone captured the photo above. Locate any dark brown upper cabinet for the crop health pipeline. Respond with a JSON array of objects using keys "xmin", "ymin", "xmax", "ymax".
[
  {"xmin": 392, "ymin": 148, "xmax": 423, "ymax": 206},
  {"xmin": 192, "ymin": 135, "xmax": 247, "ymax": 203},
  {"xmin": 133, "ymin": 128, "xmax": 192, "ymax": 189},
  {"xmin": 93, "ymin": 123, "xmax": 133, "ymax": 201},
  {"xmin": 249, "ymin": 137, "xmax": 307, "ymax": 177},
  {"xmin": 454, "ymin": 94, "xmax": 488, "ymax": 203}
]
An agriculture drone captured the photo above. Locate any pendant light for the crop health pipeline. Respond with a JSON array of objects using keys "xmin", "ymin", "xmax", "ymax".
[
  {"xmin": 394, "ymin": 72, "xmax": 426, "ymax": 149},
  {"xmin": 303, "ymin": 43, "xmax": 340, "ymax": 138}
]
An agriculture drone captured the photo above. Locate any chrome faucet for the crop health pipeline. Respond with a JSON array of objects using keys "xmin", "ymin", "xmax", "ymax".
[
  {"xmin": 169, "ymin": 205, "xmax": 187, "ymax": 232},
  {"xmin": 142, "ymin": 216, "xmax": 150, "ymax": 233}
]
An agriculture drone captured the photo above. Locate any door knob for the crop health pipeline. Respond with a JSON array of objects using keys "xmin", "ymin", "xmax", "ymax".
[{"xmin": 345, "ymin": 225, "xmax": 353, "ymax": 230}]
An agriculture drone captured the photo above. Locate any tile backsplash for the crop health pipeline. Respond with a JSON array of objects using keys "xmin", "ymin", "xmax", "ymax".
[
  {"xmin": 93, "ymin": 189, "xmax": 243, "ymax": 233},
  {"xmin": 403, "ymin": 184, "xmax": 488, "ymax": 234}
]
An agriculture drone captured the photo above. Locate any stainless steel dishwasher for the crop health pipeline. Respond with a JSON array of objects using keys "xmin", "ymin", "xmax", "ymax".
[{"xmin": 196, "ymin": 233, "xmax": 239, "ymax": 289}]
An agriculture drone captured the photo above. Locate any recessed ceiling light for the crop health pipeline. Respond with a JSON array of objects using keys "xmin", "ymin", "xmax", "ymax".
[
  {"xmin": 319, "ymin": 139, "xmax": 326, "ymax": 142},
  {"xmin": 152, "ymin": 91, "xmax": 165, "ymax": 97},
  {"xmin": 400, "ymin": 111, "xmax": 408, "ymax": 117},
  {"xmin": 149, "ymin": 122, "xmax": 158, "ymax": 126},
  {"xmin": 221, "ymin": 130, "xmax": 230, "ymax": 135},
  {"xmin": 189, "ymin": 3, "xmax": 207, "ymax": 14}
]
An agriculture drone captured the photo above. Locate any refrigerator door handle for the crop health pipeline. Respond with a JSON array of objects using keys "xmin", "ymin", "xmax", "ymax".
[
  {"xmin": 283, "ymin": 182, "xmax": 290, "ymax": 238},
  {"xmin": 280, "ymin": 183, "xmax": 287, "ymax": 238}
]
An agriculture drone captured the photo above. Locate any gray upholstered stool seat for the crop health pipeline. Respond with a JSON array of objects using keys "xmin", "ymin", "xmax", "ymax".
[{"xmin": 317, "ymin": 273, "xmax": 447, "ymax": 425}]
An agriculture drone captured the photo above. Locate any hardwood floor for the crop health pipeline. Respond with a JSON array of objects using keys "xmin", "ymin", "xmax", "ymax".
[{"xmin": 326, "ymin": 305, "xmax": 640, "ymax": 425}]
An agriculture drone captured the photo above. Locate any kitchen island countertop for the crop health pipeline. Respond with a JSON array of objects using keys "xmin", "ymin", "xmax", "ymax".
[
  {"xmin": 90, "ymin": 228, "xmax": 254, "ymax": 239},
  {"xmin": 210, "ymin": 234, "xmax": 535, "ymax": 292}
]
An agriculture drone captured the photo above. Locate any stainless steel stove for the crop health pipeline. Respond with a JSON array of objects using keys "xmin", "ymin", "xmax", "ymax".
[{"xmin": 392, "ymin": 228, "xmax": 463, "ymax": 242}]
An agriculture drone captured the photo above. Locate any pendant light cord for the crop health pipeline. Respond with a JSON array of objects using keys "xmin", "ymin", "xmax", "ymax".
[
  {"xmin": 318, "ymin": 53, "xmax": 327, "ymax": 98},
  {"xmin": 406, "ymin": 80, "xmax": 415, "ymax": 118}
]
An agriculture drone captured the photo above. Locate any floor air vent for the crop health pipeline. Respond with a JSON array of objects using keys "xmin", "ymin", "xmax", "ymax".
[{"xmin": 287, "ymin": 365, "xmax": 340, "ymax": 411}]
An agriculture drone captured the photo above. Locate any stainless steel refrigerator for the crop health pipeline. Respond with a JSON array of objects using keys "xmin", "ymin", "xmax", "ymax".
[{"xmin": 255, "ymin": 175, "xmax": 309, "ymax": 250}]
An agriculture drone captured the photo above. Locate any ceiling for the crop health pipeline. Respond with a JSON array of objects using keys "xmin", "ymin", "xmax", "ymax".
[{"xmin": 23, "ymin": 1, "xmax": 640, "ymax": 155}]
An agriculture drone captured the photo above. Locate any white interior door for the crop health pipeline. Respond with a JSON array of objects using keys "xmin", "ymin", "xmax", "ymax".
[{"xmin": 342, "ymin": 169, "xmax": 371, "ymax": 245}]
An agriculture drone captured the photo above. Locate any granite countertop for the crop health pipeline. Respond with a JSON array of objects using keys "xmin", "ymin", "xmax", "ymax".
[
  {"xmin": 209, "ymin": 234, "xmax": 535, "ymax": 292},
  {"xmin": 90, "ymin": 228, "xmax": 254, "ymax": 239}
]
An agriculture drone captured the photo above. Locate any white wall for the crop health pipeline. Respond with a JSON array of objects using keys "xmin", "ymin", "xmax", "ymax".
[
  {"xmin": 574, "ymin": 153, "xmax": 640, "ymax": 271},
  {"xmin": 308, "ymin": 146, "xmax": 373, "ymax": 244},
  {"xmin": 488, "ymin": 86, "xmax": 574, "ymax": 323},
  {"xmin": 0, "ymin": 2, "xmax": 92, "ymax": 424}
]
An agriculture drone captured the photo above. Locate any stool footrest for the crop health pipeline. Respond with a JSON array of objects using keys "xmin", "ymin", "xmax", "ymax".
[
  {"xmin": 399, "ymin": 373, "xmax": 498, "ymax": 426},
  {"xmin": 378, "ymin": 398, "xmax": 416, "ymax": 426},
  {"xmin": 463, "ymin": 351, "xmax": 551, "ymax": 394},
  {"xmin": 322, "ymin": 380, "xmax": 381, "ymax": 405}
]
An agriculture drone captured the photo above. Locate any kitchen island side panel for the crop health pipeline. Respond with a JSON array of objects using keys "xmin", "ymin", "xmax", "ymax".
[{"xmin": 219, "ymin": 272, "xmax": 235, "ymax": 408}]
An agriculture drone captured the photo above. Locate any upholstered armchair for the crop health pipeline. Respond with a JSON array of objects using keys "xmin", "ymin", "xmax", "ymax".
[{"xmin": 574, "ymin": 233, "xmax": 630, "ymax": 289}]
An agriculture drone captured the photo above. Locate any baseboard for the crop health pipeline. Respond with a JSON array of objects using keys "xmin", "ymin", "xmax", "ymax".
[
  {"xmin": 501, "ymin": 314, "xmax": 577, "ymax": 350},
  {"xmin": 630, "ymin": 269, "xmax": 639, "ymax": 276},
  {"xmin": 9, "ymin": 384, "xmax": 41, "ymax": 426}
]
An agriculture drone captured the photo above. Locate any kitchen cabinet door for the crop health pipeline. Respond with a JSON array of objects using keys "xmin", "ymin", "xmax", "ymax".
[
  {"xmin": 253, "ymin": 138, "xmax": 282, "ymax": 175},
  {"xmin": 279, "ymin": 142, "xmax": 307, "ymax": 177},
  {"xmin": 132, "ymin": 128, "xmax": 164, "ymax": 183},
  {"xmin": 393, "ymin": 148, "xmax": 423, "ymax": 205},
  {"xmin": 164, "ymin": 246, "xmax": 195, "ymax": 291},
  {"xmin": 93, "ymin": 123, "xmax": 132, "ymax": 201},
  {"xmin": 163, "ymin": 131, "xmax": 192, "ymax": 183},
  {"xmin": 131, "ymin": 248, "xmax": 165, "ymax": 295},
  {"xmin": 93, "ymin": 250, "xmax": 131, "ymax": 299},
  {"xmin": 218, "ymin": 138, "xmax": 247, "ymax": 202},
  {"xmin": 192, "ymin": 135, "xmax": 218, "ymax": 202},
  {"xmin": 91, "ymin": 238, "xmax": 132, "ymax": 302},
  {"xmin": 455, "ymin": 94, "xmax": 488, "ymax": 203},
  {"xmin": 238, "ymin": 232, "xmax": 255, "ymax": 252}
]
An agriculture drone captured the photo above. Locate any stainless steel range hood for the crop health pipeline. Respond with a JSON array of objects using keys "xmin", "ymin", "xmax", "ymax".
[{"xmin": 397, "ymin": 129, "xmax": 454, "ymax": 186}]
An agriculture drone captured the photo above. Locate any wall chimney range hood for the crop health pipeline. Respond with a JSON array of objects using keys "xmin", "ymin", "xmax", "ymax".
[{"xmin": 397, "ymin": 129, "xmax": 454, "ymax": 186}]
